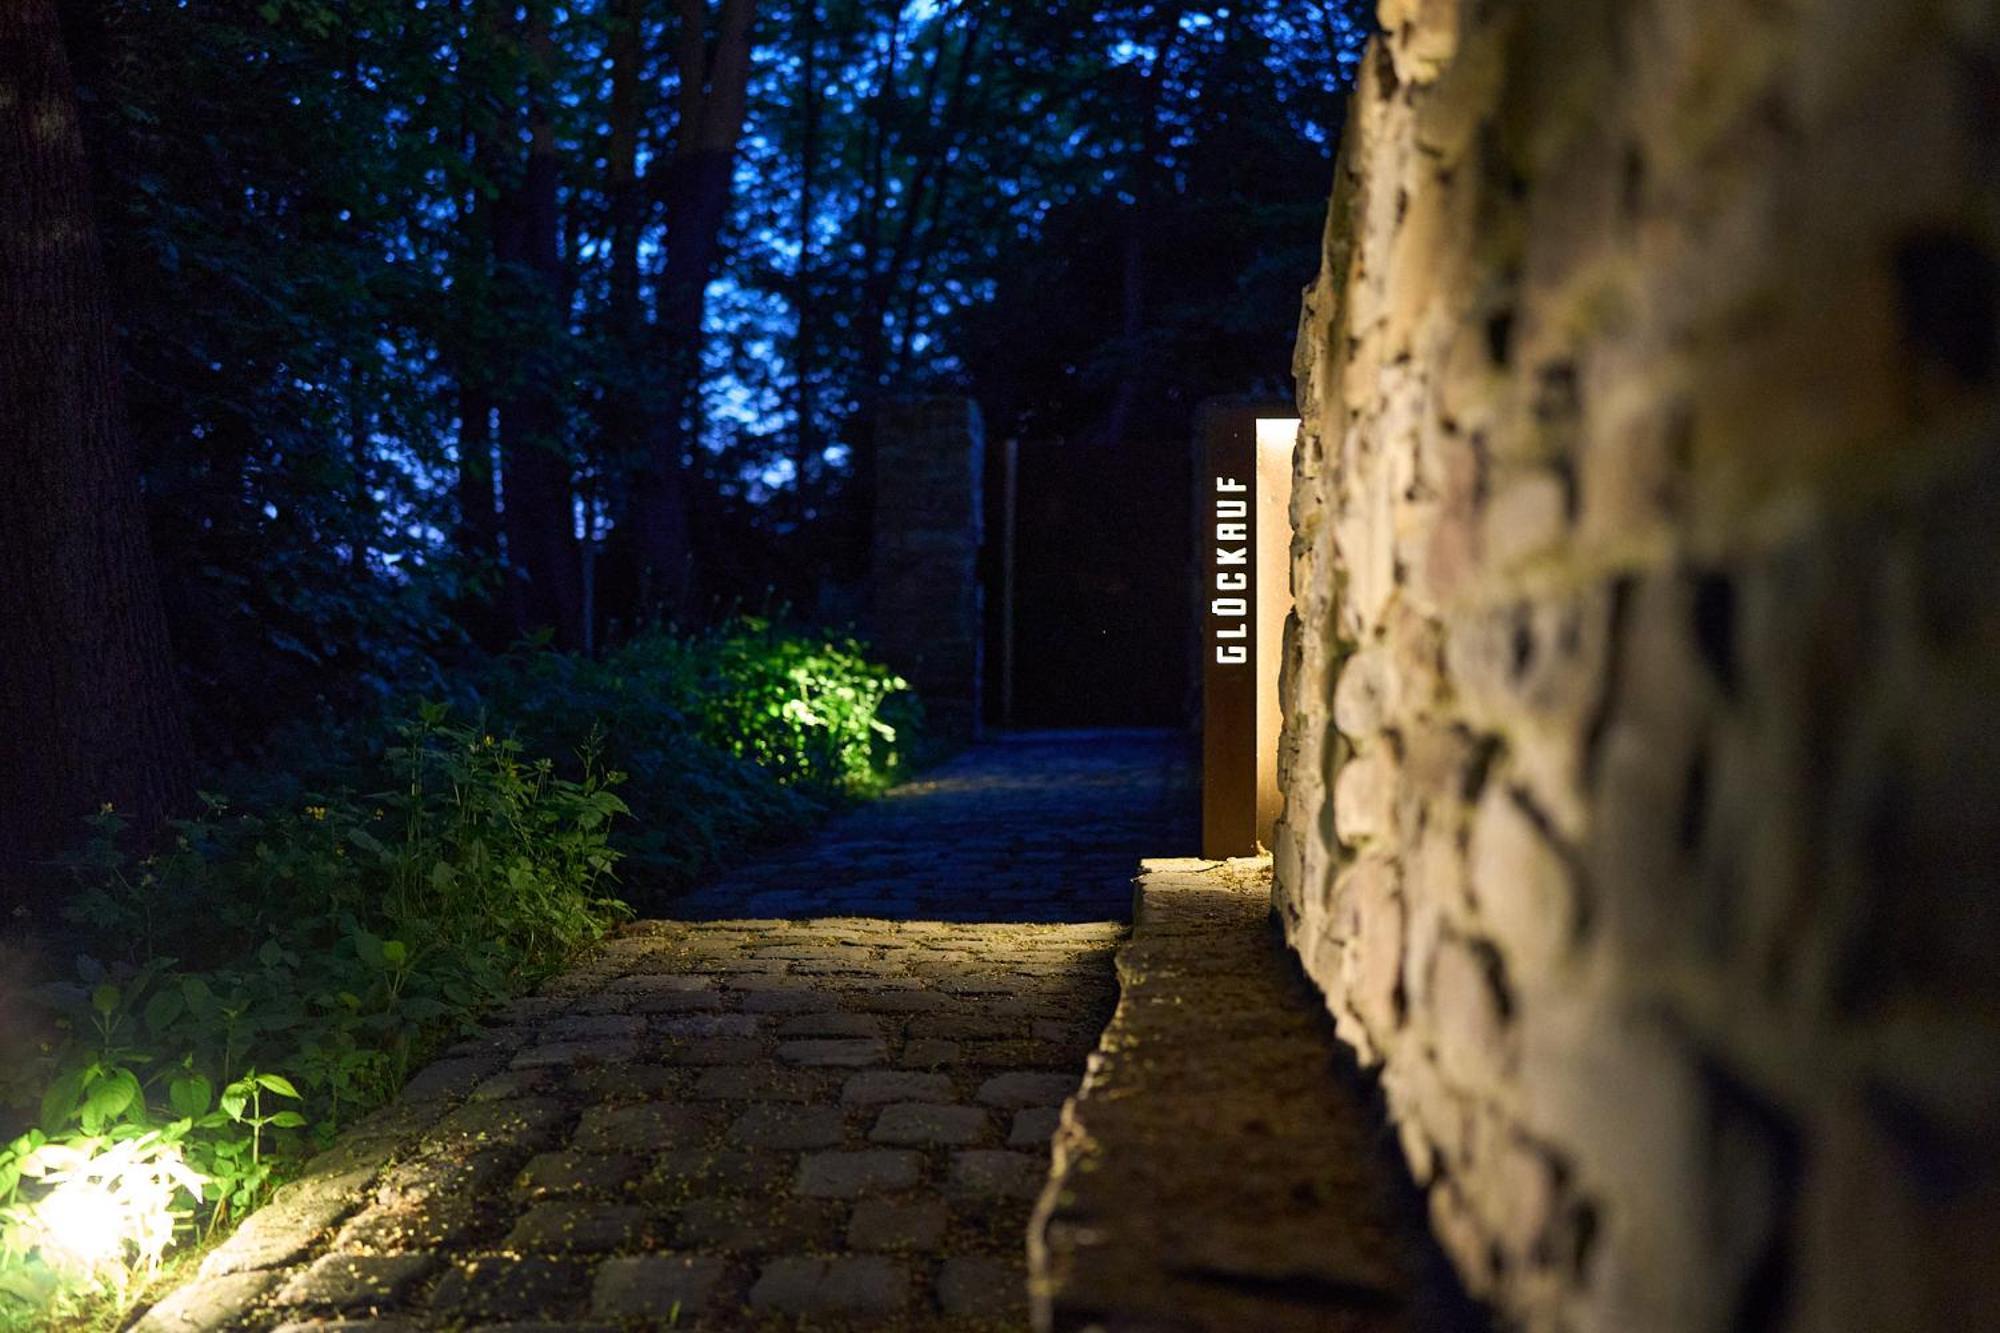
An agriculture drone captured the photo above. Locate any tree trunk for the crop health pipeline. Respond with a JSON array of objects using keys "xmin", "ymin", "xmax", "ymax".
[
  {"xmin": 495, "ymin": 2, "xmax": 584, "ymax": 649},
  {"xmin": 0, "ymin": 0, "xmax": 191, "ymax": 897},
  {"xmin": 456, "ymin": 379, "xmax": 498, "ymax": 537},
  {"xmin": 606, "ymin": 0, "xmax": 644, "ymax": 356},
  {"xmin": 1098, "ymin": 2, "xmax": 1191, "ymax": 449},
  {"xmin": 348, "ymin": 362, "xmax": 371, "ymax": 576},
  {"xmin": 842, "ymin": 4, "xmax": 908, "ymax": 555},
  {"xmin": 596, "ymin": 0, "xmax": 648, "ymax": 639},
  {"xmin": 886, "ymin": 12, "xmax": 985, "ymax": 377},
  {"xmin": 791, "ymin": 3, "xmax": 821, "ymax": 524},
  {"xmin": 450, "ymin": 0, "xmax": 509, "ymax": 647},
  {"xmin": 632, "ymin": 0, "xmax": 757, "ymax": 622},
  {"xmin": 455, "ymin": 381, "xmax": 499, "ymax": 584},
  {"xmin": 843, "ymin": 11, "xmax": 984, "ymax": 570}
]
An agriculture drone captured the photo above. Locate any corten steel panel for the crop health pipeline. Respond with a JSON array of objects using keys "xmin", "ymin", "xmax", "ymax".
[
  {"xmin": 1199, "ymin": 409, "xmax": 1296, "ymax": 858},
  {"xmin": 999, "ymin": 438, "xmax": 1193, "ymax": 727},
  {"xmin": 1203, "ymin": 416, "xmax": 1258, "ymax": 857}
]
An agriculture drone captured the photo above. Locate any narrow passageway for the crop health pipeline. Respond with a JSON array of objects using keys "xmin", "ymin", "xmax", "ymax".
[
  {"xmin": 678, "ymin": 730, "xmax": 1197, "ymax": 922},
  {"xmin": 141, "ymin": 732, "xmax": 1196, "ymax": 1331}
]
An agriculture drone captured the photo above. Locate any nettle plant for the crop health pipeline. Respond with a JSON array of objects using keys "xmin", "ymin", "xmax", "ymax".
[{"xmin": 0, "ymin": 708, "xmax": 627, "ymax": 1322}]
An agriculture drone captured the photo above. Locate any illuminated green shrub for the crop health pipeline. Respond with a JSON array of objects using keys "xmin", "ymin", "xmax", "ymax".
[
  {"xmin": 470, "ymin": 620, "xmax": 918, "ymax": 891},
  {"xmin": 0, "ymin": 623, "xmax": 916, "ymax": 1326}
]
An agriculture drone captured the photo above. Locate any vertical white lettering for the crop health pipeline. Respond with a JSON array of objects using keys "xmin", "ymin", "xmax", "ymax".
[{"xmin": 1211, "ymin": 477, "xmax": 1252, "ymax": 667}]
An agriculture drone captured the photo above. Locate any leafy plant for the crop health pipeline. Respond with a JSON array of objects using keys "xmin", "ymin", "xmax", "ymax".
[
  {"xmin": 467, "ymin": 620, "xmax": 919, "ymax": 896},
  {"xmin": 0, "ymin": 709, "xmax": 626, "ymax": 1326},
  {"xmin": 0, "ymin": 623, "xmax": 916, "ymax": 1327}
]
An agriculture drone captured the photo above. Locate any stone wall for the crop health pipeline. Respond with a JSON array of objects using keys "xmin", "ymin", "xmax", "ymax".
[
  {"xmin": 1274, "ymin": 3, "xmax": 2000, "ymax": 1329},
  {"xmin": 872, "ymin": 396, "xmax": 985, "ymax": 740}
]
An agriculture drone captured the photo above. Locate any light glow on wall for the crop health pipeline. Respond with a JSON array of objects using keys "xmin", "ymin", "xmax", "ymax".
[{"xmin": 1254, "ymin": 416, "xmax": 1299, "ymax": 459}]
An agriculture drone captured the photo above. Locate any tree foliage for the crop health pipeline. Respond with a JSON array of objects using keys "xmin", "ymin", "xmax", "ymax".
[{"xmin": 57, "ymin": 0, "xmax": 1367, "ymax": 750}]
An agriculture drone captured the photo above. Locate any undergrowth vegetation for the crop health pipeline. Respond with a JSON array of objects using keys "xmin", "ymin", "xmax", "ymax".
[{"xmin": 0, "ymin": 621, "xmax": 914, "ymax": 1327}]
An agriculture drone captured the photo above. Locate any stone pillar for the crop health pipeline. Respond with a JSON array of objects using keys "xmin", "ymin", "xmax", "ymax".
[{"xmin": 871, "ymin": 396, "xmax": 984, "ymax": 740}]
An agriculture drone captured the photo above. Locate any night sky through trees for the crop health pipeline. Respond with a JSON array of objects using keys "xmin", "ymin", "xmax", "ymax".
[{"xmin": 27, "ymin": 0, "xmax": 1366, "ymax": 754}]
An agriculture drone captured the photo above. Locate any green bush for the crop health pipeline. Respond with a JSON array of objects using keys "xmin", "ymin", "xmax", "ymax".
[
  {"xmin": 469, "ymin": 620, "xmax": 917, "ymax": 894},
  {"xmin": 0, "ymin": 709, "xmax": 625, "ymax": 1323},
  {"xmin": 0, "ymin": 622, "xmax": 915, "ymax": 1326},
  {"xmin": 685, "ymin": 620, "xmax": 918, "ymax": 796}
]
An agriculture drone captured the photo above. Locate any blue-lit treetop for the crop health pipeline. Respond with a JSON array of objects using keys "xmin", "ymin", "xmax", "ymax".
[{"xmin": 73, "ymin": 0, "xmax": 1367, "ymax": 745}]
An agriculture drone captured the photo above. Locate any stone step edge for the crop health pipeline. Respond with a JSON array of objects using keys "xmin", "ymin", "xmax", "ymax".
[{"xmin": 1025, "ymin": 855, "xmax": 1483, "ymax": 1333}]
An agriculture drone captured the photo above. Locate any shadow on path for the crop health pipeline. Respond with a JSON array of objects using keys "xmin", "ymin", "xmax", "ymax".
[
  {"xmin": 674, "ymin": 729, "xmax": 1198, "ymax": 924},
  {"xmin": 131, "ymin": 730, "xmax": 1199, "ymax": 1332}
]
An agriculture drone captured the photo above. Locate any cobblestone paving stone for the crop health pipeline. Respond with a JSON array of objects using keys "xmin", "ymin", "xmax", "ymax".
[{"xmin": 136, "ymin": 731, "xmax": 1193, "ymax": 1332}]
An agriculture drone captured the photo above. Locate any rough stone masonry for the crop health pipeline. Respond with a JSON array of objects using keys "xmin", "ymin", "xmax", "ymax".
[
  {"xmin": 872, "ymin": 396, "xmax": 985, "ymax": 742},
  {"xmin": 1275, "ymin": 2, "xmax": 2000, "ymax": 1330}
]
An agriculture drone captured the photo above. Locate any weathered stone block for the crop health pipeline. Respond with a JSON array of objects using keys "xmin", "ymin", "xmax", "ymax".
[
  {"xmin": 846, "ymin": 1198, "xmax": 948, "ymax": 1251},
  {"xmin": 672, "ymin": 1196, "xmax": 841, "ymax": 1252},
  {"xmin": 505, "ymin": 1202, "xmax": 654, "ymax": 1254},
  {"xmin": 572, "ymin": 1101, "xmax": 720, "ymax": 1154},
  {"xmin": 973, "ymin": 1071, "xmax": 1075, "ymax": 1109},
  {"xmin": 133, "ymin": 1272, "xmax": 281, "ymax": 1332},
  {"xmin": 946, "ymin": 1150, "xmax": 1045, "ymax": 1200},
  {"xmin": 726, "ymin": 1104, "xmax": 847, "ymax": 1150},
  {"xmin": 275, "ymin": 1253, "xmax": 436, "ymax": 1311},
  {"xmin": 778, "ymin": 1036, "xmax": 889, "ymax": 1067},
  {"xmin": 796, "ymin": 1149, "xmax": 922, "ymax": 1198},
  {"xmin": 843, "ymin": 1070, "xmax": 955, "ymax": 1105},
  {"xmin": 936, "ymin": 1255, "xmax": 1025, "ymax": 1320},
  {"xmin": 426, "ymin": 1257, "xmax": 586, "ymax": 1321},
  {"xmin": 868, "ymin": 1102, "xmax": 990, "ymax": 1146},
  {"xmin": 1006, "ymin": 1106, "xmax": 1061, "ymax": 1150},
  {"xmin": 868, "ymin": 396, "xmax": 985, "ymax": 739},
  {"xmin": 590, "ymin": 1255, "xmax": 729, "ymax": 1320},
  {"xmin": 514, "ymin": 1150, "xmax": 644, "ymax": 1200},
  {"xmin": 749, "ymin": 1256, "xmax": 909, "ymax": 1316}
]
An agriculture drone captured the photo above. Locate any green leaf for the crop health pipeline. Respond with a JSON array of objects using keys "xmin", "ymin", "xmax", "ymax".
[
  {"xmin": 347, "ymin": 826, "xmax": 390, "ymax": 857},
  {"xmin": 220, "ymin": 1088, "xmax": 248, "ymax": 1121},
  {"xmin": 380, "ymin": 939, "xmax": 407, "ymax": 967},
  {"xmin": 83, "ymin": 1069, "xmax": 140, "ymax": 1126},
  {"xmin": 351, "ymin": 928, "xmax": 385, "ymax": 967},
  {"xmin": 265, "ymin": 1111, "xmax": 307, "ymax": 1129},
  {"xmin": 91, "ymin": 983, "xmax": 121, "ymax": 1017},
  {"xmin": 145, "ymin": 987, "xmax": 187, "ymax": 1033},
  {"xmin": 169, "ymin": 1074, "xmax": 213, "ymax": 1120},
  {"xmin": 258, "ymin": 939, "xmax": 284, "ymax": 968},
  {"xmin": 39, "ymin": 1070, "xmax": 84, "ymax": 1131},
  {"xmin": 0, "ymin": 1262, "xmax": 59, "ymax": 1306},
  {"xmin": 255, "ymin": 1073, "xmax": 301, "ymax": 1099}
]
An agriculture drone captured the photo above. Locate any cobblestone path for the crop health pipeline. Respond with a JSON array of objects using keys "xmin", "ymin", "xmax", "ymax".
[
  {"xmin": 674, "ymin": 730, "xmax": 1195, "ymax": 922},
  {"xmin": 140, "ymin": 731, "xmax": 1194, "ymax": 1333}
]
